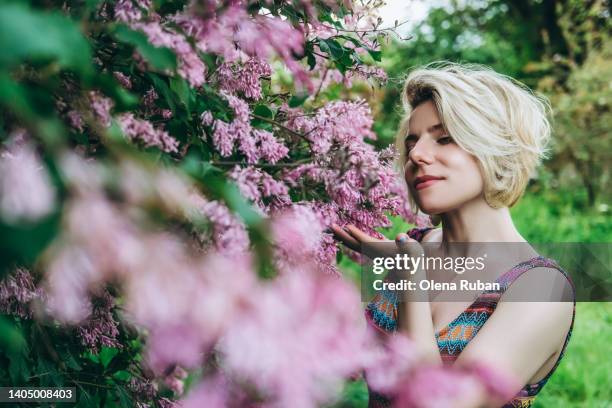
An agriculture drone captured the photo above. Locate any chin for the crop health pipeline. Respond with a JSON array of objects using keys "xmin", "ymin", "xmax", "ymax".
[{"xmin": 415, "ymin": 200, "xmax": 450, "ymax": 215}]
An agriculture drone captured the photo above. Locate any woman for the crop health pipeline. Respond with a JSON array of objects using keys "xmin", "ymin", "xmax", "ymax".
[{"xmin": 331, "ymin": 62, "xmax": 575, "ymax": 407}]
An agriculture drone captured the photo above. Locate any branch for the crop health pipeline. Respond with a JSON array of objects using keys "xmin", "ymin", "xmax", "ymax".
[
  {"xmin": 211, "ymin": 158, "xmax": 313, "ymax": 169},
  {"xmin": 250, "ymin": 114, "xmax": 310, "ymax": 142},
  {"xmin": 317, "ymin": 19, "xmax": 414, "ymax": 41}
]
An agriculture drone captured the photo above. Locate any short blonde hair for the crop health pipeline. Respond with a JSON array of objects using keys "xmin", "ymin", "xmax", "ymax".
[{"xmin": 397, "ymin": 62, "xmax": 552, "ymax": 208}]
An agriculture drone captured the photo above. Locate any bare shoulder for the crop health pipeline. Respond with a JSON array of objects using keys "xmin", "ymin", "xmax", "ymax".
[{"xmin": 504, "ymin": 265, "xmax": 575, "ymax": 303}]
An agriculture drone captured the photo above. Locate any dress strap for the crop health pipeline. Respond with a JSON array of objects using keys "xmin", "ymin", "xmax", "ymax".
[{"xmin": 407, "ymin": 227, "xmax": 434, "ymax": 242}]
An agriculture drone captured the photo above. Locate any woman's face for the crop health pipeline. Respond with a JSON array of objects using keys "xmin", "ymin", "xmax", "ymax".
[{"xmin": 403, "ymin": 100, "xmax": 484, "ymax": 214}]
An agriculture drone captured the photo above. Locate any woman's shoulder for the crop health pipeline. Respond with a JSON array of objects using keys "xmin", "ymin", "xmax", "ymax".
[{"xmin": 501, "ymin": 258, "xmax": 576, "ymax": 303}]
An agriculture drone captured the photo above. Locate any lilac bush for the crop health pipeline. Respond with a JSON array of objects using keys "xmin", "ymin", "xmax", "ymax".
[{"xmin": 0, "ymin": 1, "xmax": 511, "ymax": 407}]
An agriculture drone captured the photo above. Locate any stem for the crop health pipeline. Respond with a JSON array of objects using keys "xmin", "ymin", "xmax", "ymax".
[
  {"xmin": 211, "ymin": 158, "xmax": 313, "ymax": 169},
  {"xmin": 250, "ymin": 114, "xmax": 310, "ymax": 142},
  {"xmin": 71, "ymin": 379, "xmax": 114, "ymax": 390},
  {"xmin": 313, "ymin": 65, "xmax": 330, "ymax": 100},
  {"xmin": 318, "ymin": 19, "xmax": 413, "ymax": 40}
]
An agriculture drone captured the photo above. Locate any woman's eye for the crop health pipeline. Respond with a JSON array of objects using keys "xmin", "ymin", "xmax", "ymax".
[{"xmin": 437, "ymin": 136, "xmax": 454, "ymax": 145}]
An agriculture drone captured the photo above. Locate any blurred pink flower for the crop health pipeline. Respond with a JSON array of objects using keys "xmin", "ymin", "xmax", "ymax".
[
  {"xmin": 219, "ymin": 270, "xmax": 370, "ymax": 408},
  {"xmin": 0, "ymin": 136, "xmax": 56, "ymax": 223},
  {"xmin": 89, "ymin": 91, "xmax": 114, "ymax": 128}
]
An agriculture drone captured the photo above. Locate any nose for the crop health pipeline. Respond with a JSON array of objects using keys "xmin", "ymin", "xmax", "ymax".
[{"xmin": 408, "ymin": 138, "xmax": 435, "ymax": 166}]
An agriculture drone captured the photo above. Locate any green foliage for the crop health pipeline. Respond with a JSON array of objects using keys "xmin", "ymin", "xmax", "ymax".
[
  {"xmin": 0, "ymin": 3, "xmax": 92, "ymax": 77},
  {"xmin": 112, "ymin": 25, "xmax": 178, "ymax": 72},
  {"xmin": 374, "ymin": 0, "xmax": 610, "ymax": 210}
]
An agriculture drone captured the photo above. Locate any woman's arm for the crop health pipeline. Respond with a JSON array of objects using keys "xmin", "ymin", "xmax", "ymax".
[{"xmin": 453, "ymin": 267, "xmax": 574, "ymax": 394}]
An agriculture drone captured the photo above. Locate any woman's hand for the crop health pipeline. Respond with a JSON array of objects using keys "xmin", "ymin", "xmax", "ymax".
[
  {"xmin": 330, "ymin": 223, "xmax": 395, "ymax": 259},
  {"xmin": 330, "ymin": 223, "xmax": 424, "ymax": 261}
]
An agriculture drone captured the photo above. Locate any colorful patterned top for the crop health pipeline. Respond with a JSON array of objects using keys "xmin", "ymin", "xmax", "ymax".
[{"xmin": 364, "ymin": 227, "xmax": 576, "ymax": 408}]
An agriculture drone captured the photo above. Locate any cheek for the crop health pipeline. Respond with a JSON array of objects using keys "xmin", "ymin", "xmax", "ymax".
[
  {"xmin": 445, "ymin": 148, "xmax": 481, "ymax": 176},
  {"xmin": 441, "ymin": 148, "xmax": 485, "ymax": 191}
]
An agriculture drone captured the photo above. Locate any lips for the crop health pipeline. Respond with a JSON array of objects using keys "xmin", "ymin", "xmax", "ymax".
[{"xmin": 414, "ymin": 175, "xmax": 444, "ymax": 190}]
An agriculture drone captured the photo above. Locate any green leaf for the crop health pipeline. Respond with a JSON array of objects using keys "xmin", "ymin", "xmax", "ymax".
[
  {"xmin": 114, "ymin": 385, "xmax": 133, "ymax": 408},
  {"xmin": 0, "ymin": 213, "xmax": 61, "ymax": 277},
  {"xmin": 7, "ymin": 347, "xmax": 31, "ymax": 384},
  {"xmin": 112, "ymin": 370, "xmax": 131, "ymax": 382},
  {"xmin": 99, "ymin": 347, "xmax": 119, "ymax": 369},
  {"xmin": 0, "ymin": 316, "xmax": 25, "ymax": 354},
  {"xmin": 148, "ymin": 73, "xmax": 177, "ymax": 112},
  {"xmin": 322, "ymin": 39, "xmax": 345, "ymax": 60},
  {"xmin": 253, "ymin": 104, "xmax": 274, "ymax": 119},
  {"xmin": 113, "ymin": 25, "xmax": 177, "ymax": 71},
  {"xmin": 0, "ymin": 3, "xmax": 92, "ymax": 76},
  {"xmin": 367, "ymin": 49, "xmax": 382, "ymax": 62},
  {"xmin": 169, "ymin": 77, "xmax": 191, "ymax": 110},
  {"xmin": 289, "ymin": 94, "xmax": 309, "ymax": 107}
]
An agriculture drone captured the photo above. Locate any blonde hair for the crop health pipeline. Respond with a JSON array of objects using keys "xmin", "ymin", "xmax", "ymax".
[{"xmin": 397, "ymin": 62, "xmax": 552, "ymax": 209}]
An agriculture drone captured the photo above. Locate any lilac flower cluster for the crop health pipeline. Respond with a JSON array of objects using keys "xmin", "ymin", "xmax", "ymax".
[
  {"xmin": 0, "ymin": 268, "xmax": 42, "ymax": 319},
  {"xmin": 133, "ymin": 22, "xmax": 207, "ymax": 87},
  {"xmin": 117, "ymin": 113, "xmax": 179, "ymax": 153},
  {"xmin": 76, "ymin": 289, "xmax": 121, "ymax": 353},
  {"xmin": 207, "ymin": 93, "xmax": 289, "ymax": 164},
  {"xmin": 217, "ymin": 57, "xmax": 272, "ymax": 100}
]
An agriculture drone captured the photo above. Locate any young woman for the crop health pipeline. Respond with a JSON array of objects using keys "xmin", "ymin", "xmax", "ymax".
[{"xmin": 331, "ymin": 63, "xmax": 575, "ymax": 407}]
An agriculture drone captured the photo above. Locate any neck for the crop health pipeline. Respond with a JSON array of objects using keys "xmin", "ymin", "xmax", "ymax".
[{"xmin": 439, "ymin": 196, "xmax": 525, "ymax": 243}]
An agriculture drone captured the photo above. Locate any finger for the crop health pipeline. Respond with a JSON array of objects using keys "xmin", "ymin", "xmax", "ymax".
[
  {"xmin": 330, "ymin": 224, "xmax": 360, "ymax": 251},
  {"xmin": 345, "ymin": 224, "xmax": 375, "ymax": 243},
  {"xmin": 395, "ymin": 233, "xmax": 422, "ymax": 256}
]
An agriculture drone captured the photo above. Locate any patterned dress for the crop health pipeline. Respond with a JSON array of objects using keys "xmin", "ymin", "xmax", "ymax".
[{"xmin": 365, "ymin": 227, "xmax": 576, "ymax": 408}]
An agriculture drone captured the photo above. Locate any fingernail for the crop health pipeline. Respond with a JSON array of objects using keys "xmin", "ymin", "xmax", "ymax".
[{"xmin": 398, "ymin": 235, "xmax": 408, "ymax": 243}]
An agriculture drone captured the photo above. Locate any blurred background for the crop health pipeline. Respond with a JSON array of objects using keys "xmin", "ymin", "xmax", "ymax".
[{"xmin": 336, "ymin": 1, "xmax": 611, "ymax": 406}]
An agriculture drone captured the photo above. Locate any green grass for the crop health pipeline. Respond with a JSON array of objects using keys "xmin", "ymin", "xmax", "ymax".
[
  {"xmin": 335, "ymin": 189, "xmax": 611, "ymax": 406},
  {"xmin": 533, "ymin": 303, "xmax": 612, "ymax": 407}
]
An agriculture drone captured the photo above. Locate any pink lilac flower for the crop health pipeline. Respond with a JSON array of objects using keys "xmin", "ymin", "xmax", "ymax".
[
  {"xmin": 113, "ymin": 71, "xmax": 133, "ymax": 89},
  {"xmin": 270, "ymin": 205, "xmax": 323, "ymax": 272},
  {"xmin": 89, "ymin": 91, "xmax": 114, "ymax": 128},
  {"xmin": 76, "ymin": 289, "xmax": 121, "ymax": 352},
  {"xmin": 210, "ymin": 93, "xmax": 251, "ymax": 159},
  {"xmin": 127, "ymin": 377, "xmax": 158, "ymax": 404},
  {"xmin": 217, "ymin": 57, "xmax": 272, "ymax": 100},
  {"xmin": 133, "ymin": 22, "xmax": 206, "ymax": 87},
  {"xmin": 176, "ymin": 5, "xmax": 310, "ymax": 88},
  {"xmin": 45, "ymin": 245, "xmax": 97, "ymax": 323},
  {"xmin": 117, "ymin": 113, "xmax": 179, "ymax": 153},
  {"xmin": 0, "ymin": 267, "xmax": 43, "ymax": 319},
  {"xmin": 113, "ymin": 0, "xmax": 152, "ymax": 23},
  {"xmin": 254, "ymin": 129, "xmax": 289, "ymax": 164},
  {"xmin": 209, "ymin": 93, "xmax": 289, "ymax": 164},
  {"xmin": 187, "ymin": 192, "xmax": 250, "ymax": 254},
  {"xmin": 146, "ymin": 323, "xmax": 206, "ymax": 374},
  {"xmin": 67, "ymin": 110, "xmax": 85, "ymax": 132},
  {"xmin": 162, "ymin": 366, "xmax": 188, "ymax": 396},
  {"xmin": 364, "ymin": 334, "xmax": 419, "ymax": 394},
  {"xmin": 392, "ymin": 365, "xmax": 488, "ymax": 408},
  {"xmin": 180, "ymin": 374, "xmax": 228, "ymax": 408},
  {"xmin": 0, "ymin": 135, "xmax": 56, "ymax": 223},
  {"xmin": 219, "ymin": 269, "xmax": 371, "ymax": 408},
  {"xmin": 228, "ymin": 166, "xmax": 290, "ymax": 210}
]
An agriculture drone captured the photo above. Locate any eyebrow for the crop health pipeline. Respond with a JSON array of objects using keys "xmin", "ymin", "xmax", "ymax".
[{"xmin": 405, "ymin": 123, "xmax": 445, "ymax": 141}]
